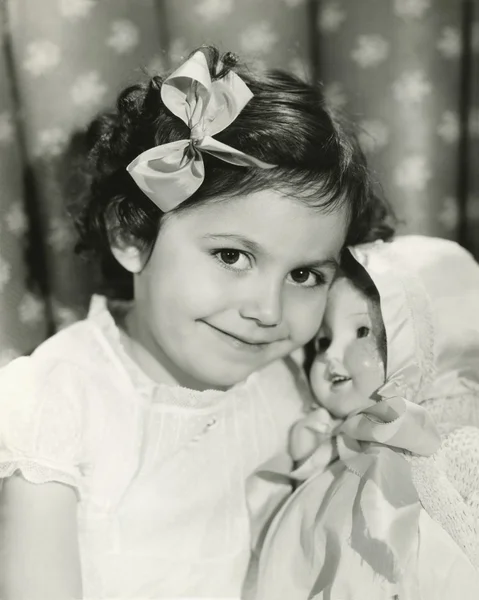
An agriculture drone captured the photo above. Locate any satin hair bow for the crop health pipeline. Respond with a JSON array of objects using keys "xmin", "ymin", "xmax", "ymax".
[{"xmin": 127, "ymin": 51, "xmax": 275, "ymax": 212}]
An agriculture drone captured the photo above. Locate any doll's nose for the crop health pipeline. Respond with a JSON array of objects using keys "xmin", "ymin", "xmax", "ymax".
[{"xmin": 323, "ymin": 351, "xmax": 347, "ymax": 378}]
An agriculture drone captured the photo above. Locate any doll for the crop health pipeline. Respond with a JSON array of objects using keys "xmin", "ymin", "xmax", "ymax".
[{"xmin": 255, "ymin": 235, "xmax": 479, "ymax": 600}]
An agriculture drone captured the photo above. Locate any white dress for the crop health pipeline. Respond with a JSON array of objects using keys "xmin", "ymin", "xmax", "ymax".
[{"xmin": 0, "ymin": 296, "xmax": 308, "ymax": 599}]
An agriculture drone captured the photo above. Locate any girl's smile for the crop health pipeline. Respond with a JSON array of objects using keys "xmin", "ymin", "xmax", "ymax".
[
  {"xmin": 124, "ymin": 189, "xmax": 348, "ymax": 390},
  {"xmin": 200, "ymin": 320, "xmax": 286, "ymax": 352}
]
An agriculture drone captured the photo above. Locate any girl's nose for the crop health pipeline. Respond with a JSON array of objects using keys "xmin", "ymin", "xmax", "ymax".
[{"xmin": 239, "ymin": 279, "xmax": 283, "ymax": 327}]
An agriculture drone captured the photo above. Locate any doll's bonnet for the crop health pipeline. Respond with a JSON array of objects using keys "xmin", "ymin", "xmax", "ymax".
[{"xmin": 349, "ymin": 235, "xmax": 479, "ymax": 414}]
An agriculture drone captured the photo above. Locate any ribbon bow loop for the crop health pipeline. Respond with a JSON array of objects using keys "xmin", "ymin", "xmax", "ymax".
[
  {"xmin": 127, "ymin": 51, "xmax": 274, "ymax": 212},
  {"xmin": 338, "ymin": 395, "xmax": 441, "ymax": 460}
]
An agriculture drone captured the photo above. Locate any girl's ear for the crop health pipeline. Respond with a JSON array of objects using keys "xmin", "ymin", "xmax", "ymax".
[
  {"xmin": 110, "ymin": 238, "xmax": 147, "ymax": 274},
  {"xmin": 106, "ymin": 203, "xmax": 149, "ymax": 274}
]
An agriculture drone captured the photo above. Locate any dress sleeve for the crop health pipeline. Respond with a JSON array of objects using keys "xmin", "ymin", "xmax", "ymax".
[{"xmin": 0, "ymin": 356, "xmax": 87, "ymax": 492}]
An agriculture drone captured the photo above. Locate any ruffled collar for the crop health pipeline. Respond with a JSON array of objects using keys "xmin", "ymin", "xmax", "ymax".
[{"xmin": 86, "ymin": 295, "xmax": 258, "ymax": 410}]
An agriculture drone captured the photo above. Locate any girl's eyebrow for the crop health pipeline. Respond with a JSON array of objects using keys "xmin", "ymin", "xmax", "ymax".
[
  {"xmin": 204, "ymin": 234, "xmax": 339, "ymax": 271},
  {"xmin": 204, "ymin": 234, "xmax": 261, "ymax": 254}
]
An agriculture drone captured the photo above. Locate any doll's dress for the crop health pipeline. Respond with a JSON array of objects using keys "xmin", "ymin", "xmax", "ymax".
[{"xmin": 254, "ymin": 403, "xmax": 479, "ymax": 600}]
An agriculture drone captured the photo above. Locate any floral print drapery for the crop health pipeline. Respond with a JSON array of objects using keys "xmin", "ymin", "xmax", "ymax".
[{"xmin": 0, "ymin": 0, "xmax": 477, "ymax": 364}]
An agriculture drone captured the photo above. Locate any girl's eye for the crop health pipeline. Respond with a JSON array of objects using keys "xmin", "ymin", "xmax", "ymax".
[
  {"xmin": 288, "ymin": 268, "xmax": 325, "ymax": 288},
  {"xmin": 357, "ymin": 326, "xmax": 370, "ymax": 339},
  {"xmin": 219, "ymin": 250, "xmax": 241, "ymax": 265},
  {"xmin": 317, "ymin": 336, "xmax": 331, "ymax": 352},
  {"xmin": 214, "ymin": 249, "xmax": 251, "ymax": 270}
]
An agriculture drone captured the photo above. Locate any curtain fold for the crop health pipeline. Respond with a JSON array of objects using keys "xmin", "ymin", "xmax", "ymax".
[
  {"xmin": 3, "ymin": 0, "xmax": 167, "ymax": 332},
  {"xmin": 0, "ymin": 4, "xmax": 47, "ymax": 365}
]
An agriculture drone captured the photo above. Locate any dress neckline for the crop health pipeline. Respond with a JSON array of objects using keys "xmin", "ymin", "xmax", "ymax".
[{"xmin": 86, "ymin": 295, "xmax": 260, "ymax": 410}]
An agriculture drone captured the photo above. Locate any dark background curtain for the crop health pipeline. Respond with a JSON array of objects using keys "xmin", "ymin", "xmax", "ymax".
[{"xmin": 0, "ymin": 0, "xmax": 478, "ymax": 364}]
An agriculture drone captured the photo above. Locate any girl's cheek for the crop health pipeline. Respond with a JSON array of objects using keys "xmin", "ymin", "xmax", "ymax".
[{"xmin": 290, "ymin": 289, "xmax": 328, "ymax": 341}]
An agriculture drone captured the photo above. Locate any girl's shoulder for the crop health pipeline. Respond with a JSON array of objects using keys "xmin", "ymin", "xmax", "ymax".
[
  {"xmin": 9, "ymin": 295, "xmax": 135, "ymax": 389},
  {"xmin": 0, "ymin": 299, "xmax": 140, "ymax": 496}
]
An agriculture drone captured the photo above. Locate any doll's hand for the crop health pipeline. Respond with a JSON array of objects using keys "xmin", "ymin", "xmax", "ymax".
[{"xmin": 290, "ymin": 407, "xmax": 343, "ymax": 463}]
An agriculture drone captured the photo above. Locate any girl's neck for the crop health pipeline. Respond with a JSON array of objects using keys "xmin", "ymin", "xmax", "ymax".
[{"xmin": 118, "ymin": 305, "xmax": 226, "ymax": 392}]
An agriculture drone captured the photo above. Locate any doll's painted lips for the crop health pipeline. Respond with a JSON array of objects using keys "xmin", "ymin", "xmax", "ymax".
[{"xmin": 331, "ymin": 375, "xmax": 351, "ymax": 387}]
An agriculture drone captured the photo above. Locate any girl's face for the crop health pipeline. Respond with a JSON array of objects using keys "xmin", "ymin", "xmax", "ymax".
[
  {"xmin": 128, "ymin": 189, "xmax": 348, "ymax": 390},
  {"xmin": 310, "ymin": 277, "xmax": 386, "ymax": 418}
]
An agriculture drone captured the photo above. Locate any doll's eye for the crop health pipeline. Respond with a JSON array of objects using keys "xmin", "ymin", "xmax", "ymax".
[
  {"xmin": 357, "ymin": 326, "xmax": 370, "ymax": 339},
  {"xmin": 317, "ymin": 336, "xmax": 330, "ymax": 352}
]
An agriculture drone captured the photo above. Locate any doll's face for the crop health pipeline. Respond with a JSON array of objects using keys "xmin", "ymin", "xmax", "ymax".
[{"xmin": 310, "ymin": 276, "xmax": 386, "ymax": 418}]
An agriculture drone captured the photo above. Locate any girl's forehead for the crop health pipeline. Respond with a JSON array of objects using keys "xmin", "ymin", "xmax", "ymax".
[{"xmin": 176, "ymin": 189, "xmax": 349, "ymax": 260}]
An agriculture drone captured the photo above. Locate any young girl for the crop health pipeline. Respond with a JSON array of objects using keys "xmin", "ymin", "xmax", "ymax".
[
  {"xmin": 254, "ymin": 235, "xmax": 479, "ymax": 599},
  {"xmin": 0, "ymin": 47, "xmax": 392, "ymax": 599}
]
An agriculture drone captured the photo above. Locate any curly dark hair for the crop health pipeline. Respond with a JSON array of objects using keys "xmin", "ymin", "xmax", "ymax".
[{"xmin": 71, "ymin": 46, "xmax": 395, "ymax": 299}]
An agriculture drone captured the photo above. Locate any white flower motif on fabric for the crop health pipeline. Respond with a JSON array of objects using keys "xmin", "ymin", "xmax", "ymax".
[
  {"xmin": 23, "ymin": 40, "xmax": 61, "ymax": 77},
  {"xmin": 59, "ymin": 0, "xmax": 95, "ymax": 20},
  {"xmin": 0, "ymin": 111, "xmax": 15, "ymax": 145},
  {"xmin": 437, "ymin": 27, "xmax": 461, "ymax": 59},
  {"xmin": 248, "ymin": 57, "xmax": 268, "ymax": 72},
  {"xmin": 393, "ymin": 155, "xmax": 431, "ymax": 192},
  {"xmin": 393, "ymin": 0, "xmax": 431, "ymax": 18},
  {"xmin": 318, "ymin": 2, "xmax": 346, "ymax": 33},
  {"xmin": 0, "ymin": 255, "xmax": 12, "ymax": 291},
  {"xmin": 51, "ymin": 299, "xmax": 81, "ymax": 329},
  {"xmin": 18, "ymin": 292, "xmax": 45, "ymax": 326},
  {"xmin": 107, "ymin": 20, "xmax": 140, "ymax": 54},
  {"xmin": 195, "ymin": 0, "xmax": 234, "ymax": 21},
  {"xmin": 323, "ymin": 81, "xmax": 348, "ymax": 109},
  {"xmin": 5, "ymin": 201, "xmax": 28, "ymax": 236},
  {"xmin": 71, "ymin": 71, "xmax": 107, "ymax": 107},
  {"xmin": 146, "ymin": 54, "xmax": 167, "ymax": 75},
  {"xmin": 351, "ymin": 34, "xmax": 389, "ymax": 68},
  {"xmin": 0, "ymin": 349, "xmax": 20, "ymax": 368},
  {"xmin": 392, "ymin": 70, "xmax": 431, "ymax": 104},
  {"xmin": 239, "ymin": 21, "xmax": 278, "ymax": 55},
  {"xmin": 169, "ymin": 38, "xmax": 188, "ymax": 64},
  {"xmin": 437, "ymin": 110, "xmax": 460, "ymax": 144},
  {"xmin": 358, "ymin": 119, "xmax": 390, "ymax": 153},
  {"xmin": 47, "ymin": 217, "xmax": 74, "ymax": 252},
  {"xmin": 35, "ymin": 128, "xmax": 69, "ymax": 158},
  {"xmin": 288, "ymin": 57, "xmax": 311, "ymax": 80},
  {"xmin": 438, "ymin": 196, "xmax": 459, "ymax": 230},
  {"xmin": 469, "ymin": 107, "xmax": 479, "ymax": 138}
]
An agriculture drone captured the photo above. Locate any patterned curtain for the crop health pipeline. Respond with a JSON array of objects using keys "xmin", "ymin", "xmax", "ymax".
[
  {"xmin": 316, "ymin": 0, "xmax": 479, "ymax": 249},
  {"xmin": 0, "ymin": 0, "xmax": 477, "ymax": 364}
]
